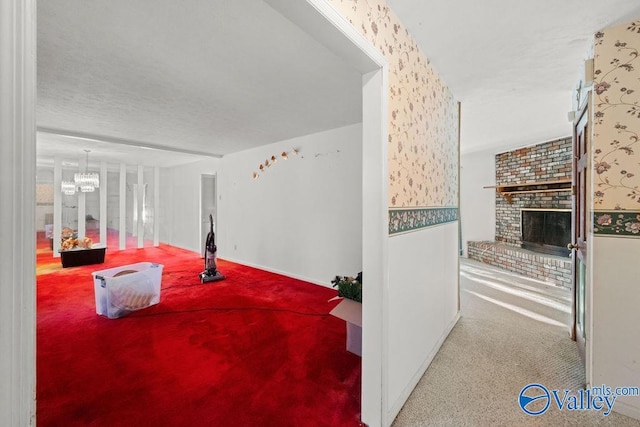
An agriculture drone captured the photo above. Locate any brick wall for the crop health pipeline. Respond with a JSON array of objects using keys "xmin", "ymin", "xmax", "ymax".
[
  {"xmin": 494, "ymin": 137, "xmax": 572, "ymax": 245},
  {"xmin": 467, "ymin": 137, "xmax": 574, "ymax": 288}
]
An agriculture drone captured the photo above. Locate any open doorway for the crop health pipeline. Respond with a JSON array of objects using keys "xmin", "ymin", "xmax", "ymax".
[
  {"xmin": 3, "ymin": 0, "xmax": 388, "ymax": 425},
  {"xmin": 200, "ymin": 174, "xmax": 217, "ymax": 257}
]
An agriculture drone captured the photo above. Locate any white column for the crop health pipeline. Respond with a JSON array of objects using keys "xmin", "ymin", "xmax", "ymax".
[
  {"xmin": 77, "ymin": 155, "xmax": 86, "ymax": 238},
  {"xmin": 137, "ymin": 165, "xmax": 144, "ymax": 248},
  {"xmin": 0, "ymin": 0, "xmax": 36, "ymax": 424},
  {"xmin": 100, "ymin": 161, "xmax": 107, "ymax": 246},
  {"xmin": 53, "ymin": 157, "xmax": 63, "ymax": 257},
  {"xmin": 119, "ymin": 163, "xmax": 126, "ymax": 250},
  {"xmin": 132, "ymin": 184, "xmax": 138, "ymax": 237},
  {"xmin": 154, "ymin": 167, "xmax": 160, "ymax": 246},
  {"xmin": 362, "ymin": 67, "xmax": 389, "ymax": 427}
]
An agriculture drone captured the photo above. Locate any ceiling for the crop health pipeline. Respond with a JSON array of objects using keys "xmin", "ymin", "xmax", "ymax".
[
  {"xmin": 386, "ymin": 0, "xmax": 640, "ymax": 154},
  {"xmin": 37, "ymin": 0, "xmax": 362, "ymax": 167},
  {"xmin": 37, "ymin": 0, "xmax": 640, "ymax": 167}
]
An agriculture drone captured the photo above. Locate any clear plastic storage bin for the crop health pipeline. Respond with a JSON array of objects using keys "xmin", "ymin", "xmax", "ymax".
[{"xmin": 91, "ymin": 262, "xmax": 163, "ymax": 319}]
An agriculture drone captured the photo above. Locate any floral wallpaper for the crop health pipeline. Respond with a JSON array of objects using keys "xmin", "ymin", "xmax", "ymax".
[
  {"xmin": 592, "ymin": 20, "xmax": 640, "ymax": 237},
  {"xmin": 325, "ymin": 0, "xmax": 459, "ymax": 234}
]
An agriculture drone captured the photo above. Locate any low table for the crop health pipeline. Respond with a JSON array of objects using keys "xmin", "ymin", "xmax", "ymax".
[{"xmin": 59, "ymin": 247, "xmax": 106, "ymax": 268}]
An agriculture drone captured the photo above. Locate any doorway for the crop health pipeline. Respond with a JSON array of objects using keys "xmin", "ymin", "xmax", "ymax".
[
  {"xmin": 3, "ymin": 0, "xmax": 388, "ymax": 425},
  {"xmin": 570, "ymin": 95, "xmax": 590, "ymax": 365},
  {"xmin": 200, "ymin": 174, "xmax": 217, "ymax": 258}
]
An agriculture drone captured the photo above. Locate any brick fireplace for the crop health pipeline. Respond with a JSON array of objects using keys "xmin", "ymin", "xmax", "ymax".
[{"xmin": 468, "ymin": 137, "xmax": 573, "ymax": 288}]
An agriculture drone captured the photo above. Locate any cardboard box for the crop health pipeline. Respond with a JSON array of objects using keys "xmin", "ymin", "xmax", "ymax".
[
  {"xmin": 92, "ymin": 262, "xmax": 163, "ymax": 319},
  {"xmin": 329, "ymin": 298, "xmax": 362, "ymax": 356}
]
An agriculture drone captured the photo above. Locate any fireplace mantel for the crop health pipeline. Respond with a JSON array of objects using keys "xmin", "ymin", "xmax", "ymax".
[{"xmin": 484, "ymin": 178, "xmax": 572, "ymax": 203}]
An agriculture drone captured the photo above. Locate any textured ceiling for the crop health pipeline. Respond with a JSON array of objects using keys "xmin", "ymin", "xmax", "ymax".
[
  {"xmin": 387, "ymin": 0, "xmax": 640, "ymax": 154},
  {"xmin": 38, "ymin": 0, "xmax": 640, "ymax": 165},
  {"xmin": 37, "ymin": 0, "xmax": 362, "ymax": 164}
]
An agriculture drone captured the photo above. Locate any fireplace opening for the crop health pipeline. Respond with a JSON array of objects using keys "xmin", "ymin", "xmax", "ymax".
[{"xmin": 521, "ymin": 209, "xmax": 571, "ymax": 257}]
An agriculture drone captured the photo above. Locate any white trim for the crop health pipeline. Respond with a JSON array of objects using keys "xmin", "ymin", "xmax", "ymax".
[
  {"xmin": 612, "ymin": 400, "xmax": 640, "ymax": 421},
  {"xmin": 0, "ymin": 0, "xmax": 37, "ymax": 424},
  {"xmin": 220, "ymin": 257, "xmax": 330, "ymax": 288},
  {"xmin": 265, "ymin": 0, "xmax": 385, "ymax": 74},
  {"xmin": 38, "ymin": 127, "xmax": 223, "ymax": 158},
  {"xmin": 363, "ymin": 68, "xmax": 390, "ymax": 427},
  {"xmin": 386, "ymin": 313, "xmax": 461, "ymax": 421}
]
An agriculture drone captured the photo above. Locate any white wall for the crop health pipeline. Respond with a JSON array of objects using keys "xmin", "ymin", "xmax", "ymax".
[
  {"xmin": 218, "ymin": 123, "xmax": 362, "ymax": 286},
  {"xmin": 386, "ymin": 222, "xmax": 460, "ymax": 418},
  {"xmin": 460, "ymin": 149, "xmax": 495, "ymax": 256},
  {"xmin": 591, "ymin": 236, "xmax": 640, "ymax": 419},
  {"xmin": 160, "ymin": 158, "xmax": 221, "ymax": 252}
]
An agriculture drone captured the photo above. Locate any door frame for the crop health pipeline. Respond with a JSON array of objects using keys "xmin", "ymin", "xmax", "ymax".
[
  {"xmin": 570, "ymin": 94, "xmax": 590, "ymax": 367},
  {"xmin": 0, "ymin": 0, "xmax": 37, "ymax": 424},
  {"xmin": 6, "ymin": 1, "xmax": 390, "ymax": 425},
  {"xmin": 200, "ymin": 173, "xmax": 217, "ymax": 258}
]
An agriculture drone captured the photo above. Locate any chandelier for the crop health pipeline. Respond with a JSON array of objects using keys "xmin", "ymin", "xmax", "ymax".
[{"xmin": 61, "ymin": 150, "xmax": 100, "ymax": 195}]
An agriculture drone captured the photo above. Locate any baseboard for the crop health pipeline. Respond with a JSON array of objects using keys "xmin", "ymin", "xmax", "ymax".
[
  {"xmin": 160, "ymin": 241, "xmax": 200, "ymax": 255},
  {"xmin": 386, "ymin": 311, "xmax": 461, "ymax": 425},
  {"xmin": 613, "ymin": 399, "xmax": 640, "ymax": 421},
  {"xmin": 219, "ymin": 256, "xmax": 331, "ymax": 289}
]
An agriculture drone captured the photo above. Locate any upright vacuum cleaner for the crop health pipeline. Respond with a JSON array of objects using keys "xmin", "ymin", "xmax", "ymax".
[{"xmin": 199, "ymin": 214, "xmax": 225, "ymax": 283}]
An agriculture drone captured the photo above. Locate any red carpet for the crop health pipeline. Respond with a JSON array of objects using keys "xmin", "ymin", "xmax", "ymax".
[{"xmin": 37, "ymin": 238, "xmax": 361, "ymax": 426}]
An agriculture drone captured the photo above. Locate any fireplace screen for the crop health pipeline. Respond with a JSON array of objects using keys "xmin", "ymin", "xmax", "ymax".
[{"xmin": 521, "ymin": 209, "xmax": 571, "ymax": 256}]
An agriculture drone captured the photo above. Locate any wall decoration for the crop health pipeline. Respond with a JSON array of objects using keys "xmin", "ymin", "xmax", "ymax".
[
  {"xmin": 252, "ymin": 148, "xmax": 299, "ymax": 180},
  {"xmin": 389, "ymin": 207, "xmax": 458, "ymax": 235},
  {"xmin": 326, "ymin": 0, "xmax": 459, "ymax": 233},
  {"xmin": 593, "ymin": 211, "xmax": 640, "ymax": 236}
]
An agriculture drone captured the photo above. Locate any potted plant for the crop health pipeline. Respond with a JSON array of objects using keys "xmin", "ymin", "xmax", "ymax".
[
  {"xmin": 329, "ymin": 271, "xmax": 363, "ymax": 356},
  {"xmin": 331, "ymin": 272, "xmax": 362, "ymax": 303}
]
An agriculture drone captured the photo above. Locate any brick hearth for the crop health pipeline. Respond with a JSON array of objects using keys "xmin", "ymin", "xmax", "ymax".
[{"xmin": 468, "ymin": 241, "xmax": 571, "ymax": 288}]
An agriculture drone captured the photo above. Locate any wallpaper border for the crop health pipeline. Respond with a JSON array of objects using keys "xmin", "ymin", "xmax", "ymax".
[
  {"xmin": 593, "ymin": 210, "xmax": 640, "ymax": 237},
  {"xmin": 389, "ymin": 207, "xmax": 458, "ymax": 235}
]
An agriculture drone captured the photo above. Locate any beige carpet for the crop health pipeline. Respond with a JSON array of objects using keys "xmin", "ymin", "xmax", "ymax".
[{"xmin": 392, "ymin": 258, "xmax": 640, "ymax": 427}]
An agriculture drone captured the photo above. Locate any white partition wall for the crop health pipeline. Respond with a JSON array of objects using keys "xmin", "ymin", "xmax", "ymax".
[
  {"xmin": 387, "ymin": 223, "xmax": 460, "ymax": 417},
  {"xmin": 361, "ymin": 67, "xmax": 389, "ymax": 427}
]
